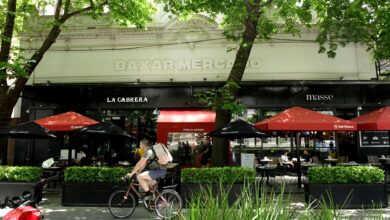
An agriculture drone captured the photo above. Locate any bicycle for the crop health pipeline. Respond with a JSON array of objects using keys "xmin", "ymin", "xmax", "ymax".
[{"xmin": 108, "ymin": 174, "xmax": 182, "ymax": 219}]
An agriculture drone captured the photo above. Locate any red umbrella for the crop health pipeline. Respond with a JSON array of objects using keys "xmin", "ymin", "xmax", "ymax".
[
  {"xmin": 35, "ymin": 111, "xmax": 98, "ymax": 131},
  {"xmin": 352, "ymin": 107, "xmax": 390, "ymax": 130},
  {"xmin": 35, "ymin": 111, "xmax": 98, "ymax": 165},
  {"xmin": 255, "ymin": 106, "xmax": 356, "ymax": 131},
  {"xmin": 255, "ymin": 106, "xmax": 356, "ymax": 188}
]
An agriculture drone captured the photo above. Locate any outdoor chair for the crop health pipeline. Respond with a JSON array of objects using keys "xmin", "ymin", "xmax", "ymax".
[
  {"xmin": 337, "ymin": 156, "xmax": 348, "ymax": 164},
  {"xmin": 312, "ymin": 156, "xmax": 321, "ymax": 165},
  {"xmin": 367, "ymin": 155, "xmax": 381, "ymax": 167}
]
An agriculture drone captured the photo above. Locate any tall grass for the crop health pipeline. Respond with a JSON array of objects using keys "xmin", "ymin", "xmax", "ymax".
[
  {"xmin": 180, "ymin": 183, "xmax": 296, "ymax": 220},
  {"xmin": 179, "ymin": 182, "xmax": 385, "ymax": 220}
]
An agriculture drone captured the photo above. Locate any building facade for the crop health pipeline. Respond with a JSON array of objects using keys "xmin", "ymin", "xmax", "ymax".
[{"xmin": 13, "ymin": 10, "xmax": 390, "ymax": 165}]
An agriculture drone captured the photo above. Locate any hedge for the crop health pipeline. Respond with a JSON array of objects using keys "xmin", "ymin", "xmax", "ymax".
[
  {"xmin": 181, "ymin": 167, "xmax": 256, "ymax": 184},
  {"xmin": 64, "ymin": 166, "xmax": 131, "ymax": 183},
  {"xmin": 307, "ymin": 166, "xmax": 385, "ymax": 184},
  {"xmin": 0, "ymin": 166, "xmax": 41, "ymax": 182}
]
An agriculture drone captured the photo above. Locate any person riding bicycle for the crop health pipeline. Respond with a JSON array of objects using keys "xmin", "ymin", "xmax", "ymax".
[{"xmin": 126, "ymin": 139, "xmax": 167, "ymax": 200}]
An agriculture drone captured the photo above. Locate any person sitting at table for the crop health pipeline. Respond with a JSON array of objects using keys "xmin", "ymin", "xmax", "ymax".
[
  {"xmin": 302, "ymin": 149, "xmax": 313, "ymax": 163},
  {"xmin": 280, "ymin": 150, "xmax": 294, "ymax": 168}
]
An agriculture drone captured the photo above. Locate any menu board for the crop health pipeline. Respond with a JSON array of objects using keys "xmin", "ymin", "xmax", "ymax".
[
  {"xmin": 241, "ymin": 153, "xmax": 255, "ymax": 169},
  {"xmin": 361, "ymin": 131, "xmax": 389, "ymax": 147}
]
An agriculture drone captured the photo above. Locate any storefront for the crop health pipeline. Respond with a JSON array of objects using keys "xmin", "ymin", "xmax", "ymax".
[{"xmin": 11, "ymin": 80, "xmax": 390, "ymax": 165}]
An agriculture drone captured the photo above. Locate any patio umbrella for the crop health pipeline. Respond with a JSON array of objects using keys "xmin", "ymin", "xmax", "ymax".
[
  {"xmin": 72, "ymin": 121, "xmax": 134, "ymax": 139},
  {"xmin": 352, "ymin": 107, "xmax": 390, "ymax": 154},
  {"xmin": 35, "ymin": 111, "xmax": 98, "ymax": 164},
  {"xmin": 208, "ymin": 119, "xmax": 268, "ymax": 139},
  {"xmin": 255, "ymin": 106, "xmax": 356, "ymax": 188},
  {"xmin": 35, "ymin": 111, "xmax": 98, "ymax": 131},
  {"xmin": 351, "ymin": 107, "xmax": 390, "ymax": 130},
  {"xmin": 0, "ymin": 121, "xmax": 57, "ymax": 164}
]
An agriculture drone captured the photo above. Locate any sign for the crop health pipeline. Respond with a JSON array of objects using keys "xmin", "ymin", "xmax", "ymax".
[
  {"xmin": 106, "ymin": 97, "xmax": 148, "ymax": 103},
  {"xmin": 361, "ymin": 131, "xmax": 389, "ymax": 147},
  {"xmin": 241, "ymin": 153, "xmax": 255, "ymax": 169},
  {"xmin": 306, "ymin": 94, "xmax": 334, "ymax": 101},
  {"xmin": 115, "ymin": 58, "xmax": 261, "ymax": 72}
]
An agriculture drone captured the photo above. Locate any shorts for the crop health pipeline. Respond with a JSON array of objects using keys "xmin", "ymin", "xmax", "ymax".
[{"xmin": 148, "ymin": 168, "xmax": 167, "ymax": 180}]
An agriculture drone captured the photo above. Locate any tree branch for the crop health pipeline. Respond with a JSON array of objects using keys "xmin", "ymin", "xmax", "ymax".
[
  {"xmin": 64, "ymin": 0, "xmax": 71, "ymax": 16},
  {"xmin": 54, "ymin": 0, "xmax": 63, "ymax": 20},
  {"xmin": 0, "ymin": 0, "xmax": 17, "ymax": 87},
  {"xmin": 243, "ymin": 0, "xmax": 251, "ymax": 13},
  {"xmin": 60, "ymin": 0, "xmax": 108, "ymax": 22},
  {"xmin": 259, "ymin": 0, "xmax": 273, "ymax": 7}
]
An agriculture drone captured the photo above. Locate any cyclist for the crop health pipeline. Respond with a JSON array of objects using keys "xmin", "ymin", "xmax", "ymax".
[{"xmin": 126, "ymin": 139, "xmax": 167, "ymax": 199}]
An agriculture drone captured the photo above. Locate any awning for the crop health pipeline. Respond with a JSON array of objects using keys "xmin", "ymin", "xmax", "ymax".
[
  {"xmin": 352, "ymin": 107, "xmax": 390, "ymax": 130},
  {"xmin": 255, "ymin": 106, "xmax": 356, "ymax": 131},
  {"xmin": 157, "ymin": 110, "xmax": 216, "ymax": 144},
  {"xmin": 35, "ymin": 111, "xmax": 98, "ymax": 131}
]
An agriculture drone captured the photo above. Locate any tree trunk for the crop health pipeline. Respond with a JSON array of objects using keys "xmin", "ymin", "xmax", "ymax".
[
  {"xmin": 211, "ymin": 2, "xmax": 261, "ymax": 166},
  {"xmin": 211, "ymin": 109, "xmax": 232, "ymax": 167}
]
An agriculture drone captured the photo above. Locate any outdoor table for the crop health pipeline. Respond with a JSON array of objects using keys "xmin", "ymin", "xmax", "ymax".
[
  {"xmin": 259, "ymin": 158, "xmax": 273, "ymax": 165},
  {"xmin": 378, "ymin": 158, "xmax": 390, "ymax": 173},
  {"xmin": 324, "ymin": 158, "xmax": 338, "ymax": 166},
  {"xmin": 300, "ymin": 163, "xmax": 321, "ymax": 174},
  {"xmin": 256, "ymin": 164, "xmax": 277, "ymax": 186},
  {"xmin": 338, "ymin": 162, "xmax": 361, "ymax": 166}
]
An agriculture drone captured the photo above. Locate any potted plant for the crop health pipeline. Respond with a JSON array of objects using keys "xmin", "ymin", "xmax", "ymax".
[
  {"xmin": 305, "ymin": 166, "xmax": 387, "ymax": 208},
  {"xmin": 62, "ymin": 166, "xmax": 129, "ymax": 206},
  {"xmin": 0, "ymin": 166, "xmax": 41, "ymax": 199},
  {"xmin": 180, "ymin": 167, "xmax": 256, "ymax": 206}
]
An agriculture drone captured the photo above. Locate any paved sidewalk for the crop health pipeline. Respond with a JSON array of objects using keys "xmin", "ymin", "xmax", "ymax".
[
  {"xmin": 0, "ymin": 193, "xmax": 156, "ymax": 220},
  {"xmin": 1, "ymin": 192, "xmax": 390, "ymax": 219}
]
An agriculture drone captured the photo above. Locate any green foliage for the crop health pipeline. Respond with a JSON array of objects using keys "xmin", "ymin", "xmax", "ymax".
[
  {"xmin": 194, "ymin": 81, "xmax": 246, "ymax": 116},
  {"xmin": 307, "ymin": 166, "xmax": 385, "ymax": 184},
  {"xmin": 181, "ymin": 167, "xmax": 255, "ymax": 184},
  {"xmin": 0, "ymin": 166, "xmax": 41, "ymax": 182},
  {"xmin": 64, "ymin": 166, "xmax": 130, "ymax": 183},
  {"xmin": 0, "ymin": 0, "xmax": 156, "ymax": 81},
  {"xmin": 313, "ymin": 0, "xmax": 390, "ymax": 60},
  {"xmin": 159, "ymin": 0, "xmax": 314, "ymax": 43}
]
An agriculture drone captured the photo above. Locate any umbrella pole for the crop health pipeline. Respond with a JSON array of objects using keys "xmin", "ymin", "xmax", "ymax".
[
  {"xmin": 26, "ymin": 140, "xmax": 32, "ymax": 165},
  {"xmin": 296, "ymin": 131, "xmax": 302, "ymax": 188}
]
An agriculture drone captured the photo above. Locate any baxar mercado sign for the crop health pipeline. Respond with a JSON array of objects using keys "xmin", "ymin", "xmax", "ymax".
[
  {"xmin": 114, "ymin": 58, "xmax": 261, "ymax": 71},
  {"xmin": 106, "ymin": 97, "xmax": 148, "ymax": 103}
]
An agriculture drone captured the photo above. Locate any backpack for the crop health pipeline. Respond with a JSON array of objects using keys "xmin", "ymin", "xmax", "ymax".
[{"xmin": 152, "ymin": 143, "xmax": 173, "ymax": 165}]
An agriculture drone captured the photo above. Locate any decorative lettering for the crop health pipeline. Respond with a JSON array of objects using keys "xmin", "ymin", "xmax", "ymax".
[
  {"xmin": 105, "ymin": 97, "xmax": 148, "ymax": 103},
  {"xmin": 114, "ymin": 58, "xmax": 262, "ymax": 71},
  {"xmin": 306, "ymin": 94, "xmax": 334, "ymax": 101}
]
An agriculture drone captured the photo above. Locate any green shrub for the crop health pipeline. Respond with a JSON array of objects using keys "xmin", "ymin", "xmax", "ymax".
[
  {"xmin": 307, "ymin": 166, "xmax": 385, "ymax": 184},
  {"xmin": 181, "ymin": 167, "xmax": 256, "ymax": 184},
  {"xmin": 64, "ymin": 166, "xmax": 130, "ymax": 183},
  {"xmin": 0, "ymin": 166, "xmax": 41, "ymax": 182}
]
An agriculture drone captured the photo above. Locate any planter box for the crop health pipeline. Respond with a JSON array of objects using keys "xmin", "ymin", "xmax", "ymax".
[
  {"xmin": 62, "ymin": 182, "xmax": 121, "ymax": 206},
  {"xmin": 181, "ymin": 183, "xmax": 255, "ymax": 207},
  {"xmin": 0, "ymin": 182, "xmax": 35, "ymax": 199},
  {"xmin": 305, "ymin": 183, "xmax": 388, "ymax": 208}
]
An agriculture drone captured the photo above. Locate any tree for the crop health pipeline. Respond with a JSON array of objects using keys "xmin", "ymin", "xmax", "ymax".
[
  {"xmin": 0, "ymin": 0, "xmax": 155, "ymax": 163},
  {"xmin": 160, "ymin": 0, "xmax": 314, "ymax": 166},
  {"xmin": 161, "ymin": 0, "xmax": 390, "ymax": 166}
]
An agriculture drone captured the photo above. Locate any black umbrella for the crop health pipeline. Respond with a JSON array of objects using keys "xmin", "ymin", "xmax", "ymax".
[
  {"xmin": 208, "ymin": 119, "xmax": 268, "ymax": 139},
  {"xmin": 0, "ymin": 121, "xmax": 57, "ymax": 139},
  {"xmin": 0, "ymin": 121, "xmax": 57, "ymax": 164},
  {"xmin": 72, "ymin": 122, "xmax": 133, "ymax": 139}
]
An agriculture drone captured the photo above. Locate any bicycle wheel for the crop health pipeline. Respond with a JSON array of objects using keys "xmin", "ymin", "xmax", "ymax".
[
  {"xmin": 108, "ymin": 189, "xmax": 136, "ymax": 218},
  {"xmin": 154, "ymin": 189, "xmax": 182, "ymax": 219}
]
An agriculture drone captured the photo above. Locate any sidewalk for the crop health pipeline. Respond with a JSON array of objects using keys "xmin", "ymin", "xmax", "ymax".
[
  {"xmin": 1, "ymin": 191, "xmax": 390, "ymax": 219},
  {"xmin": 0, "ymin": 192, "xmax": 155, "ymax": 220}
]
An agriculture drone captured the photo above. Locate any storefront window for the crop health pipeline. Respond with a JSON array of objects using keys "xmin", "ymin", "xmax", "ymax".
[{"xmin": 167, "ymin": 132, "xmax": 211, "ymax": 166}]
